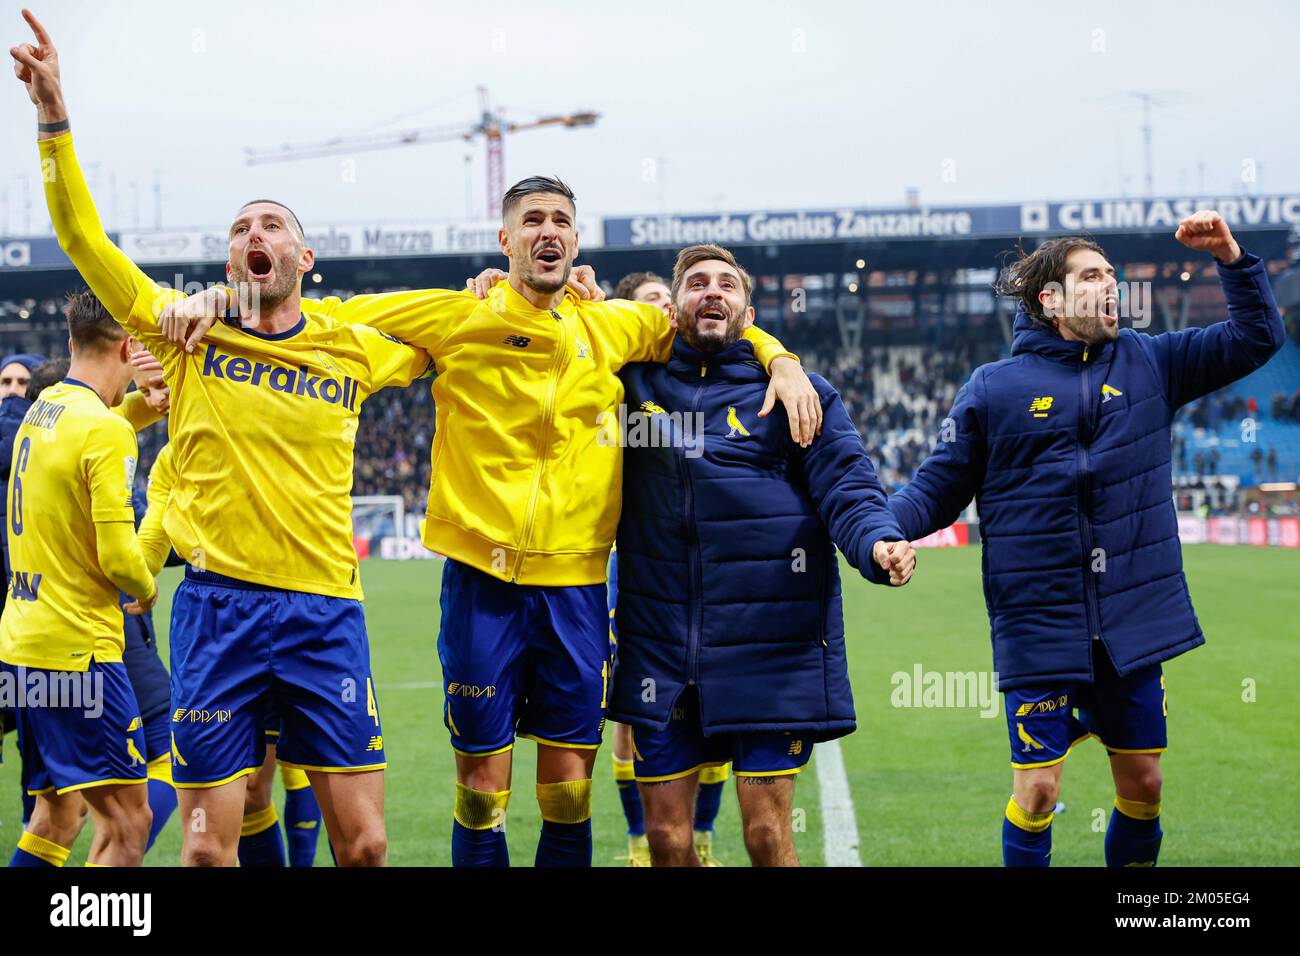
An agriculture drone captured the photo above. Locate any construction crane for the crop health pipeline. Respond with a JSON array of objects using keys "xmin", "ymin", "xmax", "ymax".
[{"xmin": 245, "ymin": 86, "xmax": 599, "ymax": 218}]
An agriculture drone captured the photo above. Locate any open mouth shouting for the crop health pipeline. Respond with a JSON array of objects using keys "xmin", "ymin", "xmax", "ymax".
[
  {"xmin": 246, "ymin": 248, "xmax": 274, "ymax": 282},
  {"xmin": 533, "ymin": 243, "xmax": 564, "ymax": 272},
  {"xmin": 695, "ymin": 301, "xmax": 729, "ymax": 328}
]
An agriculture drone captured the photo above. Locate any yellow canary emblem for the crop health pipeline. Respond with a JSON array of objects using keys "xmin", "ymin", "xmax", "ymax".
[
  {"xmin": 726, "ymin": 406, "xmax": 750, "ymax": 438},
  {"xmin": 1017, "ymin": 722, "xmax": 1045, "ymax": 752}
]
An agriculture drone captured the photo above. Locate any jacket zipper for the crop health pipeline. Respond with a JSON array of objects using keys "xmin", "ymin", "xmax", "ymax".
[
  {"xmin": 684, "ymin": 363, "xmax": 708, "ymax": 685},
  {"xmin": 511, "ymin": 309, "xmax": 568, "ymax": 582},
  {"xmin": 1075, "ymin": 346, "xmax": 1103, "ymax": 653}
]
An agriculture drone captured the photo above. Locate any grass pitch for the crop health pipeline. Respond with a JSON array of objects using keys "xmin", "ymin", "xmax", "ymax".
[{"xmin": 1, "ymin": 544, "xmax": 1295, "ymax": 866}]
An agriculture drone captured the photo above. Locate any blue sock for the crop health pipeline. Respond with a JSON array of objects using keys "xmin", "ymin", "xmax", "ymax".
[
  {"xmin": 694, "ymin": 781, "xmax": 724, "ymax": 833},
  {"xmin": 237, "ymin": 807, "xmax": 287, "ymax": 867},
  {"xmin": 1002, "ymin": 797, "xmax": 1053, "ymax": 867},
  {"xmin": 1106, "ymin": 798, "xmax": 1162, "ymax": 867},
  {"xmin": 613, "ymin": 761, "xmax": 645, "ymax": 837},
  {"xmin": 145, "ymin": 779, "xmax": 177, "ymax": 852},
  {"xmin": 451, "ymin": 820, "xmax": 509, "ymax": 867},
  {"xmin": 535, "ymin": 820, "xmax": 592, "ymax": 867},
  {"xmin": 284, "ymin": 786, "xmax": 324, "ymax": 867}
]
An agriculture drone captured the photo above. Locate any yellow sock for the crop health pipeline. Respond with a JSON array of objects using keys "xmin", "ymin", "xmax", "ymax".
[
  {"xmin": 536, "ymin": 779, "xmax": 592, "ymax": 824},
  {"xmin": 241, "ymin": 804, "xmax": 279, "ymax": 837},
  {"xmin": 17, "ymin": 831, "xmax": 71, "ymax": 867}
]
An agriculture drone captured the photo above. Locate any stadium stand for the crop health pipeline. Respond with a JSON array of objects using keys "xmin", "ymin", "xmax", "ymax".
[{"xmin": 3, "ymin": 291, "xmax": 1297, "ymax": 517}]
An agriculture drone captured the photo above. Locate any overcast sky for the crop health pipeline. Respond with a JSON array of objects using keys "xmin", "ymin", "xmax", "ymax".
[{"xmin": 1, "ymin": 0, "xmax": 1297, "ymax": 235}]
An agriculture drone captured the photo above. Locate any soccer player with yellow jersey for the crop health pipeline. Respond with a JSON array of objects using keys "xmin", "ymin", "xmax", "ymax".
[
  {"xmin": 468, "ymin": 266, "xmax": 731, "ymax": 866},
  {"xmin": 12, "ymin": 9, "xmax": 434, "ymax": 866},
  {"xmin": 166, "ymin": 177, "xmax": 819, "ymax": 867},
  {"xmin": 139, "ymin": 443, "xmax": 327, "ymax": 867},
  {"xmin": 1, "ymin": 291, "xmax": 157, "ymax": 867}
]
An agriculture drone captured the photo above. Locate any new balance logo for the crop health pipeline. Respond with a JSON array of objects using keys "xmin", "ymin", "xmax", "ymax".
[
  {"xmin": 1029, "ymin": 396, "xmax": 1053, "ymax": 418},
  {"xmin": 8, "ymin": 571, "xmax": 41, "ymax": 602},
  {"xmin": 201, "ymin": 345, "xmax": 359, "ymax": 410},
  {"xmin": 366, "ymin": 735, "xmax": 384, "ymax": 752},
  {"xmin": 503, "ymin": 335, "xmax": 531, "ymax": 348}
]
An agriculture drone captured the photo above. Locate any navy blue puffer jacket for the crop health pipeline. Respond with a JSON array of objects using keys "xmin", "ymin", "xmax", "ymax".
[
  {"xmin": 608, "ymin": 337, "xmax": 903, "ymax": 739},
  {"xmin": 888, "ymin": 253, "xmax": 1284, "ymax": 690},
  {"xmin": 1, "ymin": 394, "xmax": 33, "ymax": 585}
]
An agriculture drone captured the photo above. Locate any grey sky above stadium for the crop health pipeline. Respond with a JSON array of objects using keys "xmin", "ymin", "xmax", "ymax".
[{"xmin": 0, "ymin": 0, "xmax": 1297, "ymax": 235}]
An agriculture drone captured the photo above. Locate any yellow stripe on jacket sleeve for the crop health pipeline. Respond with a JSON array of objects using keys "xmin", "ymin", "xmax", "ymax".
[{"xmin": 742, "ymin": 325, "xmax": 799, "ymax": 372}]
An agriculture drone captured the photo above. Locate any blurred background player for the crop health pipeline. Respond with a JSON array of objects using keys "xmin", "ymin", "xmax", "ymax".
[
  {"xmin": 1, "ymin": 291, "xmax": 157, "ymax": 867},
  {"xmin": 609, "ymin": 244, "xmax": 915, "ymax": 866},
  {"xmin": 886, "ymin": 212, "xmax": 1284, "ymax": 867},
  {"xmin": 14, "ymin": 9, "xmax": 435, "ymax": 865},
  {"xmin": 0, "ymin": 352, "xmax": 43, "ymax": 825}
]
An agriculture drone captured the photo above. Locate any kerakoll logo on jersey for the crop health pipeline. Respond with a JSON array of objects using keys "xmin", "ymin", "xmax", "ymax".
[{"xmin": 200, "ymin": 345, "xmax": 359, "ymax": 410}]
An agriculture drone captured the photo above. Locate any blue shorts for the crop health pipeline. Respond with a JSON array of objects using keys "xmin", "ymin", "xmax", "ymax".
[
  {"xmin": 265, "ymin": 700, "xmax": 283, "ymax": 746},
  {"xmin": 169, "ymin": 569, "xmax": 385, "ymax": 787},
  {"xmin": 0, "ymin": 659, "xmax": 147, "ymax": 795},
  {"xmin": 438, "ymin": 559, "xmax": 609, "ymax": 756},
  {"xmin": 632, "ymin": 688, "xmax": 812, "ymax": 782},
  {"xmin": 1005, "ymin": 650, "xmax": 1167, "ymax": 769}
]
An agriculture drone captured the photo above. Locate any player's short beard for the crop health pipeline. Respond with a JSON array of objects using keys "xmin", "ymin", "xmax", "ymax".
[
  {"xmin": 679, "ymin": 301, "xmax": 745, "ymax": 354},
  {"xmin": 1055, "ymin": 305, "xmax": 1118, "ymax": 346},
  {"xmin": 520, "ymin": 243, "xmax": 571, "ymax": 296},
  {"xmin": 231, "ymin": 247, "xmax": 302, "ymax": 312},
  {"xmin": 523, "ymin": 263, "xmax": 571, "ymax": 295}
]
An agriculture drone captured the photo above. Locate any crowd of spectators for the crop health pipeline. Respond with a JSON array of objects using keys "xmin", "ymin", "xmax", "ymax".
[{"xmin": 2, "ymin": 291, "xmax": 1295, "ymax": 524}]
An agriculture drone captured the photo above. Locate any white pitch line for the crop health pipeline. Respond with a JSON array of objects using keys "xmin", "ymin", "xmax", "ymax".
[{"xmin": 815, "ymin": 739, "xmax": 862, "ymax": 867}]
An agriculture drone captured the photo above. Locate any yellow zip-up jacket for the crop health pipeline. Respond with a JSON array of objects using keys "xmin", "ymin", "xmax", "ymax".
[{"xmin": 306, "ymin": 281, "xmax": 796, "ymax": 586}]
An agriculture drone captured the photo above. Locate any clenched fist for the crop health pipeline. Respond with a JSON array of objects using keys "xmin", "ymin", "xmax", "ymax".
[{"xmin": 1174, "ymin": 210, "xmax": 1242, "ymax": 264}]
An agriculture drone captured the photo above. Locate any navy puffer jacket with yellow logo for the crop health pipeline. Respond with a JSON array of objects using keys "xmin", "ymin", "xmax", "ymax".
[
  {"xmin": 888, "ymin": 253, "xmax": 1285, "ymax": 690},
  {"xmin": 608, "ymin": 337, "xmax": 903, "ymax": 739}
]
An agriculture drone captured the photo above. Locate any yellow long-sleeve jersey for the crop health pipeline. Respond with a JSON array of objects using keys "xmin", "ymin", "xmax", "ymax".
[
  {"xmin": 138, "ymin": 442, "xmax": 176, "ymax": 577},
  {"xmin": 40, "ymin": 133, "xmax": 432, "ymax": 599},
  {"xmin": 0, "ymin": 381, "xmax": 154, "ymax": 670},
  {"xmin": 305, "ymin": 279, "xmax": 797, "ymax": 586}
]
